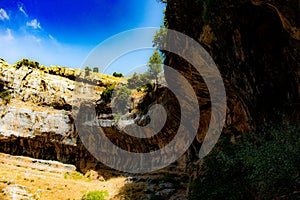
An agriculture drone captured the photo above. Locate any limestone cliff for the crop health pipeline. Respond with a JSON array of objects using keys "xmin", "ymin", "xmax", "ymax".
[
  {"xmin": 0, "ymin": 59, "xmax": 186, "ymax": 175},
  {"xmin": 0, "ymin": 59, "xmax": 124, "ymax": 172}
]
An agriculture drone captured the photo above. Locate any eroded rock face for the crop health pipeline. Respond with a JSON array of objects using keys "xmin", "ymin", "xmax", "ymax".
[
  {"xmin": 161, "ymin": 0, "xmax": 299, "ymax": 153},
  {"xmin": 0, "ymin": 60, "xmax": 188, "ymax": 175},
  {"xmin": 160, "ymin": 0, "xmax": 299, "ymax": 194},
  {"xmin": 0, "ymin": 60, "xmax": 114, "ymax": 172}
]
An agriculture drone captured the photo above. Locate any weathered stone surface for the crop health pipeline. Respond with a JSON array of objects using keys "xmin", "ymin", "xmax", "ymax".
[
  {"xmin": 162, "ymin": 0, "xmax": 299, "ymax": 197},
  {"xmin": 0, "ymin": 60, "xmax": 121, "ymax": 172},
  {"xmin": 0, "ymin": 60, "xmax": 189, "ymax": 176},
  {"xmin": 0, "ymin": 152, "xmax": 76, "ymax": 174}
]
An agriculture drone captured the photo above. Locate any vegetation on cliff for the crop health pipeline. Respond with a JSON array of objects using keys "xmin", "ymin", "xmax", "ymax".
[
  {"xmin": 189, "ymin": 125, "xmax": 300, "ymax": 199},
  {"xmin": 0, "ymin": 89, "xmax": 11, "ymax": 104}
]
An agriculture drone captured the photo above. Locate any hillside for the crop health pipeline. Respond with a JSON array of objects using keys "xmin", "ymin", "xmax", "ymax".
[
  {"xmin": 0, "ymin": 57, "xmax": 129, "ymax": 169},
  {"xmin": 0, "ymin": 58, "xmax": 188, "ymax": 200},
  {"xmin": 0, "ymin": 0, "xmax": 299, "ymax": 199}
]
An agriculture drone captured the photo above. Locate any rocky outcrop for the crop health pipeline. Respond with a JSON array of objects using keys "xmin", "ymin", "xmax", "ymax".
[
  {"xmin": 0, "ymin": 59, "xmax": 187, "ymax": 176},
  {"xmin": 0, "ymin": 59, "xmax": 123, "ymax": 172},
  {"xmin": 161, "ymin": 0, "xmax": 299, "ymax": 149},
  {"xmin": 0, "ymin": 152, "xmax": 76, "ymax": 174},
  {"xmin": 161, "ymin": 0, "xmax": 299, "ymax": 196}
]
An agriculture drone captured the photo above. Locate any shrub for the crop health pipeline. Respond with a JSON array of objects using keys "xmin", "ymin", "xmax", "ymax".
[
  {"xmin": 38, "ymin": 65, "xmax": 46, "ymax": 71},
  {"xmin": 15, "ymin": 58, "xmax": 39, "ymax": 69},
  {"xmin": 127, "ymin": 72, "xmax": 152, "ymax": 90},
  {"xmin": 64, "ymin": 171, "xmax": 85, "ymax": 180},
  {"xmin": 0, "ymin": 90, "xmax": 12, "ymax": 104},
  {"xmin": 101, "ymin": 85, "xmax": 115, "ymax": 103},
  {"xmin": 189, "ymin": 126, "xmax": 300, "ymax": 200},
  {"xmin": 113, "ymin": 113, "xmax": 122, "ymax": 122},
  {"xmin": 93, "ymin": 67, "xmax": 99, "ymax": 73},
  {"xmin": 81, "ymin": 190, "xmax": 108, "ymax": 200},
  {"xmin": 85, "ymin": 66, "xmax": 92, "ymax": 77},
  {"xmin": 112, "ymin": 72, "xmax": 124, "ymax": 77},
  {"xmin": 112, "ymin": 86, "xmax": 131, "ymax": 114}
]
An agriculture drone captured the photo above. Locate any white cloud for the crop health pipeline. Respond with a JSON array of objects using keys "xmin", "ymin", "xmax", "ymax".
[
  {"xmin": 17, "ymin": 2, "xmax": 28, "ymax": 17},
  {"xmin": 0, "ymin": 8, "xmax": 9, "ymax": 21},
  {"xmin": 26, "ymin": 19, "xmax": 41, "ymax": 29},
  {"xmin": 1, "ymin": 29, "xmax": 14, "ymax": 41},
  {"xmin": 0, "ymin": 31, "xmax": 89, "ymax": 68}
]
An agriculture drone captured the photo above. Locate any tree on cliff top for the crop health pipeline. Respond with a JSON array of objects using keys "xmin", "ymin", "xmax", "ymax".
[
  {"xmin": 147, "ymin": 50, "xmax": 163, "ymax": 90},
  {"xmin": 85, "ymin": 66, "xmax": 92, "ymax": 77}
]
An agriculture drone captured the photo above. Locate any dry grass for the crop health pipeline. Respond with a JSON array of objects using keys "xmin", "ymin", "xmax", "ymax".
[
  {"xmin": 112, "ymin": 182, "xmax": 147, "ymax": 200},
  {"xmin": 0, "ymin": 161, "xmax": 126, "ymax": 200}
]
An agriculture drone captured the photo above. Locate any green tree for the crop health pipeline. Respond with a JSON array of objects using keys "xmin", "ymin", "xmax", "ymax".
[
  {"xmin": 112, "ymin": 86, "xmax": 131, "ymax": 114},
  {"xmin": 85, "ymin": 66, "xmax": 92, "ymax": 77},
  {"xmin": 93, "ymin": 67, "xmax": 99, "ymax": 73},
  {"xmin": 153, "ymin": 25, "xmax": 167, "ymax": 50},
  {"xmin": 147, "ymin": 50, "xmax": 163, "ymax": 90},
  {"xmin": 101, "ymin": 85, "xmax": 115, "ymax": 103},
  {"xmin": 127, "ymin": 72, "xmax": 152, "ymax": 90},
  {"xmin": 113, "ymin": 72, "xmax": 124, "ymax": 77}
]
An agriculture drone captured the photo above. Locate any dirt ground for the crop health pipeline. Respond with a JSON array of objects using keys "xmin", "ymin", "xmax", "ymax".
[{"xmin": 0, "ymin": 153, "xmax": 126, "ymax": 200}]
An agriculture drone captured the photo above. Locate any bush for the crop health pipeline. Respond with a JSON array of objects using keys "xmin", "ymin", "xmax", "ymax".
[
  {"xmin": 0, "ymin": 90, "xmax": 12, "ymax": 104},
  {"xmin": 81, "ymin": 190, "xmax": 108, "ymax": 200},
  {"xmin": 85, "ymin": 66, "xmax": 92, "ymax": 77},
  {"xmin": 64, "ymin": 171, "xmax": 85, "ymax": 180},
  {"xmin": 15, "ymin": 58, "xmax": 39, "ymax": 69},
  {"xmin": 38, "ymin": 65, "xmax": 46, "ymax": 71},
  {"xmin": 189, "ymin": 126, "xmax": 300, "ymax": 200},
  {"xmin": 113, "ymin": 72, "xmax": 124, "ymax": 77},
  {"xmin": 112, "ymin": 86, "xmax": 131, "ymax": 114},
  {"xmin": 127, "ymin": 72, "xmax": 152, "ymax": 90},
  {"xmin": 101, "ymin": 85, "xmax": 115, "ymax": 103},
  {"xmin": 93, "ymin": 67, "xmax": 99, "ymax": 73}
]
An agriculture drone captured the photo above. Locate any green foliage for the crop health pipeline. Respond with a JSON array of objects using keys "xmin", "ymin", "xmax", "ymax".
[
  {"xmin": 0, "ymin": 90, "xmax": 12, "ymax": 104},
  {"xmin": 136, "ymin": 83, "xmax": 154, "ymax": 93},
  {"xmin": 127, "ymin": 72, "xmax": 152, "ymax": 90},
  {"xmin": 93, "ymin": 67, "xmax": 99, "ymax": 73},
  {"xmin": 189, "ymin": 126, "xmax": 300, "ymax": 200},
  {"xmin": 113, "ymin": 113, "xmax": 122, "ymax": 122},
  {"xmin": 84, "ymin": 66, "xmax": 92, "ymax": 77},
  {"xmin": 64, "ymin": 171, "xmax": 85, "ymax": 180},
  {"xmin": 112, "ymin": 85, "xmax": 131, "ymax": 114},
  {"xmin": 38, "ymin": 65, "xmax": 46, "ymax": 71},
  {"xmin": 127, "ymin": 72, "xmax": 154, "ymax": 114},
  {"xmin": 101, "ymin": 85, "xmax": 115, "ymax": 103},
  {"xmin": 147, "ymin": 50, "xmax": 163, "ymax": 88},
  {"xmin": 113, "ymin": 72, "xmax": 124, "ymax": 77},
  {"xmin": 153, "ymin": 25, "xmax": 167, "ymax": 50},
  {"xmin": 81, "ymin": 190, "xmax": 108, "ymax": 200},
  {"xmin": 126, "ymin": 72, "xmax": 154, "ymax": 114},
  {"xmin": 16, "ymin": 58, "xmax": 39, "ymax": 69}
]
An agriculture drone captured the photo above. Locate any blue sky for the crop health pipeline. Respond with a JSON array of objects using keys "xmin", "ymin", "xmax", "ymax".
[{"xmin": 0, "ymin": 0, "xmax": 165, "ymax": 75}]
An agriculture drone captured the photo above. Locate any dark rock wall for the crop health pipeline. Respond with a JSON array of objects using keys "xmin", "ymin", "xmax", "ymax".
[{"xmin": 163, "ymin": 0, "xmax": 299, "ymax": 135}]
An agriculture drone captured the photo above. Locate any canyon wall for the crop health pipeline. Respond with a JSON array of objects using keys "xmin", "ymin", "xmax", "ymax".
[{"xmin": 161, "ymin": 0, "xmax": 299, "ymax": 161}]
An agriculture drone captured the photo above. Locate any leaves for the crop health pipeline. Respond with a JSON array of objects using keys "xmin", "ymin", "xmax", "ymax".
[{"xmin": 189, "ymin": 126, "xmax": 300, "ymax": 199}]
